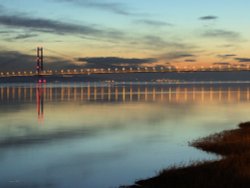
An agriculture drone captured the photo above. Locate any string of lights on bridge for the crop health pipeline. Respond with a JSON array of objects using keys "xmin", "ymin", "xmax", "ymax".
[
  {"xmin": 1, "ymin": 65, "xmax": 250, "ymax": 78},
  {"xmin": 1, "ymin": 47, "xmax": 250, "ymax": 78}
]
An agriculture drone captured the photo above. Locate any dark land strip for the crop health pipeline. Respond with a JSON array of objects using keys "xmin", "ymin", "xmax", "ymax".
[{"xmin": 123, "ymin": 122, "xmax": 250, "ymax": 188}]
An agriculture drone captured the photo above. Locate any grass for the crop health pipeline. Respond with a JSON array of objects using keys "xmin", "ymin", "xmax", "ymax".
[
  {"xmin": 192, "ymin": 122, "xmax": 250, "ymax": 156},
  {"xmin": 123, "ymin": 122, "xmax": 250, "ymax": 188}
]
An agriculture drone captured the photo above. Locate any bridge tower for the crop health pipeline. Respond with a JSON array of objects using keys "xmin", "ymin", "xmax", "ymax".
[
  {"xmin": 36, "ymin": 47, "xmax": 44, "ymax": 75},
  {"xmin": 36, "ymin": 47, "xmax": 46, "ymax": 83}
]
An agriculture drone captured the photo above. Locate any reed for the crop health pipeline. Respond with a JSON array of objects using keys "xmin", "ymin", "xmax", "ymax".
[{"xmin": 124, "ymin": 122, "xmax": 250, "ymax": 188}]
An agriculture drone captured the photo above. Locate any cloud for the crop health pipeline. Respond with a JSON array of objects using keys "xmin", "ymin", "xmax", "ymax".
[
  {"xmin": 142, "ymin": 35, "xmax": 194, "ymax": 50},
  {"xmin": 77, "ymin": 57, "xmax": 157, "ymax": 68},
  {"xmin": 82, "ymin": 1, "xmax": 131, "ymax": 15},
  {"xmin": 0, "ymin": 50, "xmax": 83, "ymax": 71},
  {"xmin": 14, "ymin": 33, "xmax": 38, "ymax": 40},
  {"xmin": 0, "ymin": 15, "xmax": 123, "ymax": 40},
  {"xmin": 159, "ymin": 52, "xmax": 196, "ymax": 61},
  {"xmin": 213, "ymin": 62, "xmax": 231, "ymax": 66},
  {"xmin": 135, "ymin": 19, "xmax": 173, "ymax": 27},
  {"xmin": 217, "ymin": 54, "xmax": 237, "ymax": 59},
  {"xmin": 53, "ymin": 0, "xmax": 133, "ymax": 16},
  {"xmin": 0, "ymin": 51, "xmax": 35, "ymax": 71},
  {"xmin": 202, "ymin": 29, "xmax": 242, "ymax": 41},
  {"xmin": 199, "ymin": 16, "xmax": 218, "ymax": 21},
  {"xmin": 185, "ymin": 59, "xmax": 196, "ymax": 62},
  {"xmin": 218, "ymin": 44, "xmax": 236, "ymax": 48},
  {"xmin": 0, "ymin": 52, "xmax": 158, "ymax": 71},
  {"xmin": 235, "ymin": 58, "xmax": 250, "ymax": 63},
  {"xmin": 0, "ymin": 30, "xmax": 10, "ymax": 34}
]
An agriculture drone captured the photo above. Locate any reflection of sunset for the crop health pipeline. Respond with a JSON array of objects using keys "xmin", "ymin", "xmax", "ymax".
[
  {"xmin": 0, "ymin": 83, "xmax": 250, "ymax": 188},
  {"xmin": 1, "ymin": 83, "xmax": 250, "ymax": 105}
]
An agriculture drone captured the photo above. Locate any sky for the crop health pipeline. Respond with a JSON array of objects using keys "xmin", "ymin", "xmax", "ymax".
[{"xmin": 0, "ymin": 0, "xmax": 250, "ymax": 71}]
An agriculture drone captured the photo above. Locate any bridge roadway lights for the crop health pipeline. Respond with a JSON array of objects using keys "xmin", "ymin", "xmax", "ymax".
[{"xmin": 2, "ymin": 67, "xmax": 250, "ymax": 78}]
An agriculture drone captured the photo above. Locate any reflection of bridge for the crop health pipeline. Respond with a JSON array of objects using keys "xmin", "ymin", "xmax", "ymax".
[
  {"xmin": 1, "ymin": 47, "xmax": 250, "ymax": 78},
  {"xmin": 1, "ymin": 83, "xmax": 250, "ymax": 122},
  {"xmin": 1, "ymin": 83, "xmax": 250, "ymax": 104},
  {"xmin": 36, "ymin": 85, "xmax": 44, "ymax": 123}
]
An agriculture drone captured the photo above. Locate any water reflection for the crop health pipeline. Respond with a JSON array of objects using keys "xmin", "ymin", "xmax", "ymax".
[
  {"xmin": 0, "ymin": 82, "xmax": 250, "ymax": 188},
  {"xmin": 0, "ymin": 83, "xmax": 250, "ymax": 104},
  {"xmin": 1, "ymin": 83, "xmax": 250, "ymax": 123},
  {"xmin": 36, "ymin": 84, "xmax": 45, "ymax": 123}
]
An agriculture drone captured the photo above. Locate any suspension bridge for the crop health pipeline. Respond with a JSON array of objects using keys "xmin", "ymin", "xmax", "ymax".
[{"xmin": 1, "ymin": 47, "xmax": 250, "ymax": 78}]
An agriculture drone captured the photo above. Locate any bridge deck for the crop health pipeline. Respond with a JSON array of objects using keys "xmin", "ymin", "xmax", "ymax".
[{"xmin": 1, "ymin": 68, "xmax": 250, "ymax": 78}]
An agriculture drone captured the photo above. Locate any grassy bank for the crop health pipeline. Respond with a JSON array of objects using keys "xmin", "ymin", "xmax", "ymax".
[{"xmin": 123, "ymin": 122, "xmax": 250, "ymax": 188}]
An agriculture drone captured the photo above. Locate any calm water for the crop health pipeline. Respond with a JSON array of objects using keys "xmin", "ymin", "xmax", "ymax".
[{"xmin": 0, "ymin": 82, "xmax": 250, "ymax": 188}]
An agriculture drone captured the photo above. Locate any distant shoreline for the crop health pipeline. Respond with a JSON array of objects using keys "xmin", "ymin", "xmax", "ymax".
[{"xmin": 123, "ymin": 122, "xmax": 250, "ymax": 188}]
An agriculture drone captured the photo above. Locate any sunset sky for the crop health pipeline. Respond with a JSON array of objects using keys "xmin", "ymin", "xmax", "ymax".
[{"xmin": 0, "ymin": 0, "xmax": 250, "ymax": 71}]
